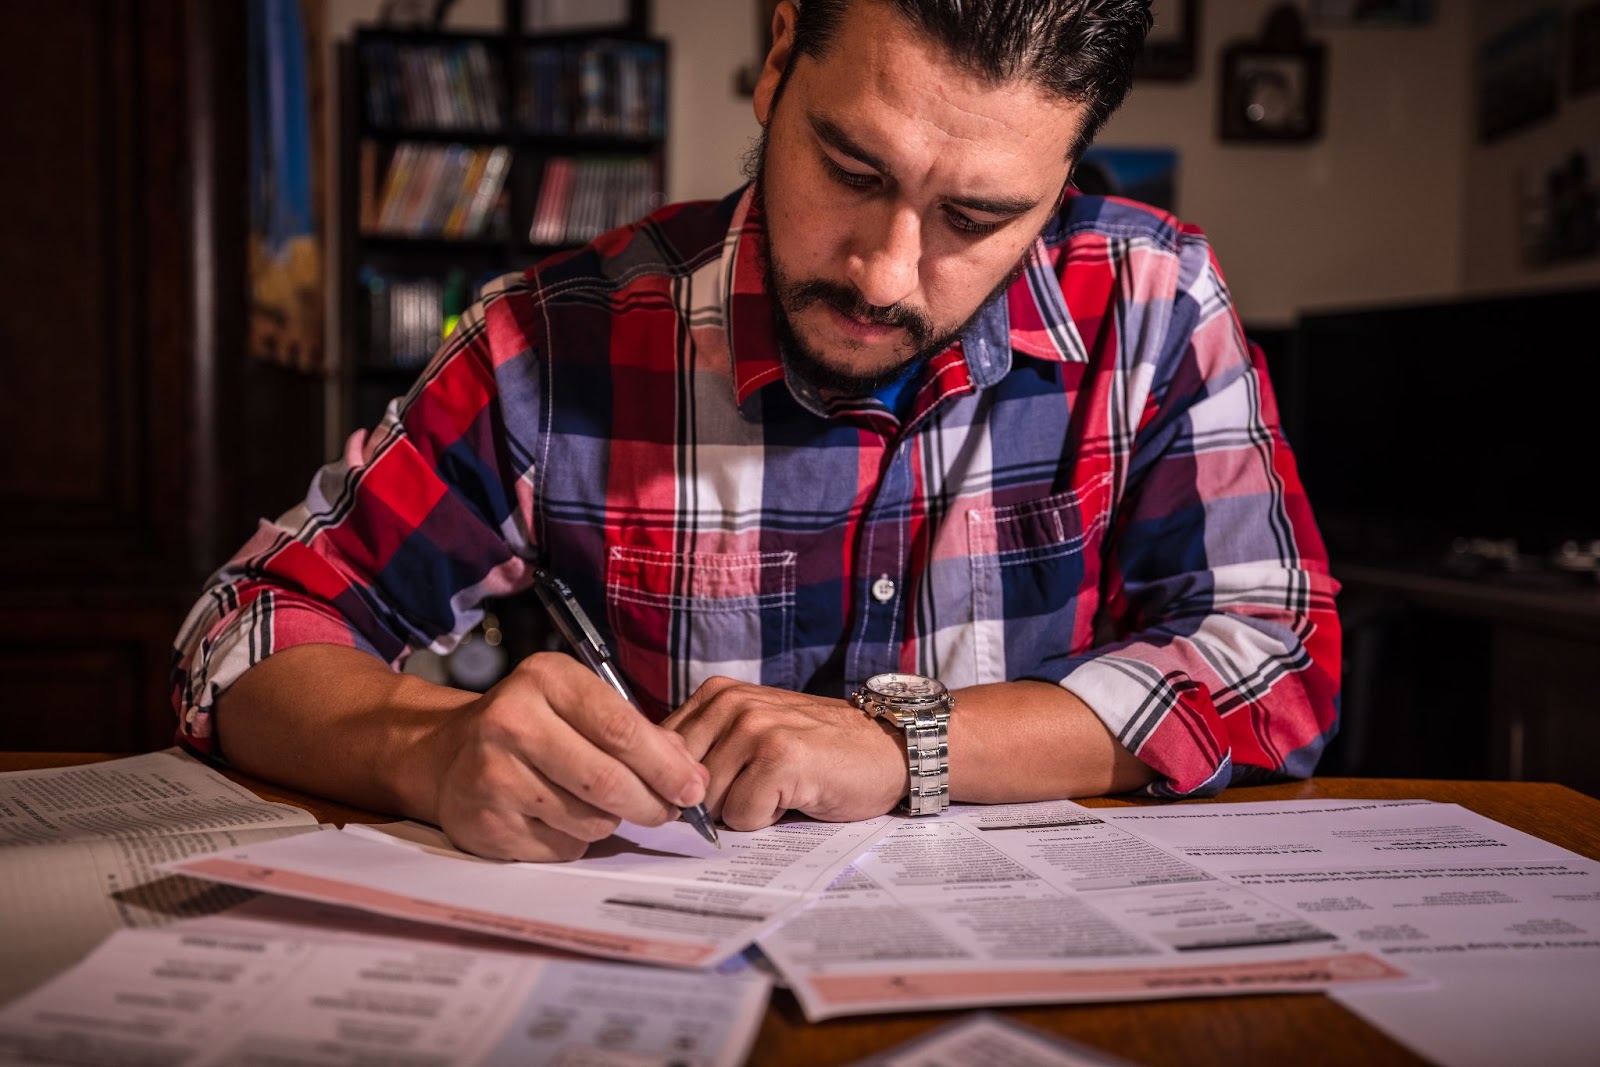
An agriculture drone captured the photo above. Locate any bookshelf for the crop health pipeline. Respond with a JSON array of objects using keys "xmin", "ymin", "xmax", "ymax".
[
  {"xmin": 335, "ymin": 11, "xmax": 668, "ymax": 692},
  {"xmin": 337, "ymin": 19, "xmax": 669, "ymax": 435}
]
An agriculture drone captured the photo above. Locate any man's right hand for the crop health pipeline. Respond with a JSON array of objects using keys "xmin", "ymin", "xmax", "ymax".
[
  {"xmin": 427, "ymin": 652, "xmax": 711, "ymax": 861},
  {"xmin": 215, "ymin": 644, "xmax": 708, "ymax": 864}
]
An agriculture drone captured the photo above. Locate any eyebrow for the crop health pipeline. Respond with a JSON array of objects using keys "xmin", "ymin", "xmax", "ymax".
[{"xmin": 808, "ymin": 114, "xmax": 1042, "ymax": 218}]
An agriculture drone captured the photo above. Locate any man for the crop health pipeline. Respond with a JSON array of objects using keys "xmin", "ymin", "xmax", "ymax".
[{"xmin": 173, "ymin": 0, "xmax": 1339, "ymax": 862}]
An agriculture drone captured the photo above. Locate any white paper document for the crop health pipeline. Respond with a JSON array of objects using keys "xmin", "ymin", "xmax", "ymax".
[
  {"xmin": 168, "ymin": 813, "xmax": 895, "ymax": 969},
  {"xmin": 755, "ymin": 800, "xmax": 1420, "ymax": 1019},
  {"xmin": 1088, "ymin": 798, "xmax": 1600, "ymax": 1067},
  {"xmin": 0, "ymin": 918, "xmax": 771, "ymax": 1066},
  {"xmin": 0, "ymin": 749, "xmax": 320, "ymax": 1006}
]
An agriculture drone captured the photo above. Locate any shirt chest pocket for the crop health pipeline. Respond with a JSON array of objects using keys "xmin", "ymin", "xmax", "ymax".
[
  {"xmin": 965, "ymin": 474, "xmax": 1113, "ymax": 683},
  {"xmin": 605, "ymin": 546, "xmax": 798, "ymax": 718}
]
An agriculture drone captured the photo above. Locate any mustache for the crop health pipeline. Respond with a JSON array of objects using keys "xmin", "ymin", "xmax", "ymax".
[{"xmin": 782, "ymin": 279, "xmax": 935, "ymax": 345}]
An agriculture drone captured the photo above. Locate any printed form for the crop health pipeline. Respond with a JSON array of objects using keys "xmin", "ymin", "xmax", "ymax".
[
  {"xmin": 1093, "ymin": 798, "xmax": 1600, "ymax": 1067},
  {"xmin": 0, "ymin": 896, "xmax": 770, "ymax": 1067},
  {"xmin": 756, "ymin": 800, "xmax": 1418, "ymax": 1019},
  {"xmin": 168, "ymin": 813, "xmax": 896, "ymax": 969}
]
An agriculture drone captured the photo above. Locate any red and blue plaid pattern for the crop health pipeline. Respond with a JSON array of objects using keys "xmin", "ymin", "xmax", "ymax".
[{"xmin": 173, "ymin": 185, "xmax": 1340, "ymax": 798}]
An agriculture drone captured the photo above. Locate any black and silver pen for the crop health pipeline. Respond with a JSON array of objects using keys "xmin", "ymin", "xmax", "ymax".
[{"xmin": 531, "ymin": 569, "xmax": 721, "ymax": 848}]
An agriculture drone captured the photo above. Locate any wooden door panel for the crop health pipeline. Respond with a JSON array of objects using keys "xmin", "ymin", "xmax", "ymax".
[{"xmin": 0, "ymin": 1, "xmax": 191, "ymax": 578}]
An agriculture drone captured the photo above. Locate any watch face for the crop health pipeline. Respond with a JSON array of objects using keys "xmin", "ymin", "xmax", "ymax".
[{"xmin": 865, "ymin": 672, "xmax": 946, "ymax": 700}]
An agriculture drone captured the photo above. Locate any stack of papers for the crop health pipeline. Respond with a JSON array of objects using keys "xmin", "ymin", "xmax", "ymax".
[{"xmin": 3, "ymin": 752, "xmax": 1600, "ymax": 1066}]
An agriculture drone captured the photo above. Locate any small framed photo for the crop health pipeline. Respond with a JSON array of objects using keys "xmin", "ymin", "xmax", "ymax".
[
  {"xmin": 1476, "ymin": 8, "xmax": 1561, "ymax": 143},
  {"xmin": 1310, "ymin": 0, "xmax": 1435, "ymax": 27},
  {"xmin": 1135, "ymin": 0, "xmax": 1199, "ymax": 81},
  {"xmin": 1219, "ymin": 42, "xmax": 1326, "ymax": 143},
  {"xmin": 1571, "ymin": 2, "xmax": 1600, "ymax": 99}
]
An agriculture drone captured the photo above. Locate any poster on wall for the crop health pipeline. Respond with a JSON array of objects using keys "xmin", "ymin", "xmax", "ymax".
[
  {"xmin": 1475, "ymin": 8, "xmax": 1561, "ymax": 144},
  {"xmin": 248, "ymin": 0, "xmax": 328, "ymax": 375},
  {"xmin": 1075, "ymin": 148, "xmax": 1178, "ymax": 212},
  {"xmin": 1519, "ymin": 144, "xmax": 1600, "ymax": 268}
]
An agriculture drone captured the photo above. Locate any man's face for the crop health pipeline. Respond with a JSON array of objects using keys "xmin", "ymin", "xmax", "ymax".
[{"xmin": 752, "ymin": 0, "xmax": 1086, "ymax": 394}]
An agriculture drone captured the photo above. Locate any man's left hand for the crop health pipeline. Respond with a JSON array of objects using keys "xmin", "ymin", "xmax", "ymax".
[{"xmin": 662, "ymin": 677, "xmax": 907, "ymax": 830}]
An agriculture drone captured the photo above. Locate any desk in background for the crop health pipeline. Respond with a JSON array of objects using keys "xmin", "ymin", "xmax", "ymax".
[{"xmin": 7, "ymin": 752, "xmax": 1600, "ymax": 1067}]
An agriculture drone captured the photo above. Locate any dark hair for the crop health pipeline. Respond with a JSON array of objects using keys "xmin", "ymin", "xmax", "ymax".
[{"xmin": 781, "ymin": 0, "xmax": 1153, "ymax": 159}]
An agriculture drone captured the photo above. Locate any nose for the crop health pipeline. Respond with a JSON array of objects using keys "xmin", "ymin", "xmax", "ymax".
[{"xmin": 845, "ymin": 203, "xmax": 922, "ymax": 310}]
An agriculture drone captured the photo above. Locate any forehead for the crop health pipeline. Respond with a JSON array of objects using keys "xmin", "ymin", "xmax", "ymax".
[{"xmin": 790, "ymin": 1, "xmax": 1083, "ymax": 175}]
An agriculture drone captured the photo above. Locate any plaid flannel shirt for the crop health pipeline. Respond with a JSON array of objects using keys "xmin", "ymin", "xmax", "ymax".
[{"xmin": 173, "ymin": 185, "xmax": 1340, "ymax": 797}]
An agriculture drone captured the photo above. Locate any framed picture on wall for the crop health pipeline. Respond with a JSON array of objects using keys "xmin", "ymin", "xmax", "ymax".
[
  {"xmin": 1309, "ymin": 0, "xmax": 1435, "ymax": 26},
  {"xmin": 1572, "ymin": 2, "xmax": 1600, "ymax": 99},
  {"xmin": 1218, "ymin": 41, "xmax": 1325, "ymax": 143},
  {"xmin": 1135, "ymin": 0, "xmax": 1198, "ymax": 80},
  {"xmin": 1475, "ymin": 8, "xmax": 1561, "ymax": 144},
  {"xmin": 1518, "ymin": 144, "xmax": 1600, "ymax": 268}
]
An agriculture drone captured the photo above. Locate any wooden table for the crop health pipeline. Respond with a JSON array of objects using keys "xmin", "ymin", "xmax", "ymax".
[{"xmin": 10, "ymin": 753, "xmax": 1600, "ymax": 1067}]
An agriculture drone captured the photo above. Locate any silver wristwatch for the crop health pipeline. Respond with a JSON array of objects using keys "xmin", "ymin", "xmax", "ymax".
[{"xmin": 850, "ymin": 672, "xmax": 953, "ymax": 816}]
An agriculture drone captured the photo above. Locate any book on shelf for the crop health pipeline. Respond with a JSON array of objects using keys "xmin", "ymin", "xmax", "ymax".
[
  {"xmin": 528, "ymin": 155, "xmax": 659, "ymax": 246},
  {"xmin": 366, "ymin": 142, "xmax": 512, "ymax": 239},
  {"xmin": 361, "ymin": 38, "xmax": 504, "ymax": 132},
  {"xmin": 517, "ymin": 39, "xmax": 665, "ymax": 138},
  {"xmin": 363, "ymin": 268, "xmax": 487, "ymax": 370}
]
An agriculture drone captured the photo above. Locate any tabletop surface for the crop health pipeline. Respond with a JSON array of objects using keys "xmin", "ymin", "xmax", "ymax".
[{"xmin": 8, "ymin": 752, "xmax": 1599, "ymax": 1067}]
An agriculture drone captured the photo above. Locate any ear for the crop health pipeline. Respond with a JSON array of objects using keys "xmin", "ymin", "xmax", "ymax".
[{"xmin": 753, "ymin": 1, "xmax": 799, "ymax": 128}]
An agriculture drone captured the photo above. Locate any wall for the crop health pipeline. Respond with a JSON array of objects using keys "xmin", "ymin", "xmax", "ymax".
[
  {"xmin": 1102, "ymin": 1, "xmax": 1471, "ymax": 326},
  {"xmin": 655, "ymin": 0, "xmax": 764, "ymax": 202},
  {"xmin": 654, "ymin": 1, "xmax": 1473, "ymax": 328},
  {"xmin": 322, "ymin": 2, "xmax": 1593, "ymax": 338},
  {"xmin": 1463, "ymin": 0, "xmax": 1600, "ymax": 294}
]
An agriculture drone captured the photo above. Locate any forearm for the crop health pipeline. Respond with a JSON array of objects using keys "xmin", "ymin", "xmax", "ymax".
[
  {"xmin": 215, "ymin": 644, "xmax": 477, "ymax": 822},
  {"xmin": 947, "ymin": 680, "xmax": 1157, "ymax": 802}
]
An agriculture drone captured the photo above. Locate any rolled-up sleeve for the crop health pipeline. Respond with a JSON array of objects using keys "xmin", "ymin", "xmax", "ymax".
[
  {"xmin": 171, "ymin": 277, "xmax": 540, "ymax": 755},
  {"xmin": 1059, "ymin": 236, "xmax": 1341, "ymax": 797}
]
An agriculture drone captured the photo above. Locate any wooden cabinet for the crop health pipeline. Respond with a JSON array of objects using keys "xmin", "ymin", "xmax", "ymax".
[
  {"xmin": 0, "ymin": 1, "xmax": 284, "ymax": 752},
  {"xmin": 1333, "ymin": 564, "xmax": 1600, "ymax": 798}
]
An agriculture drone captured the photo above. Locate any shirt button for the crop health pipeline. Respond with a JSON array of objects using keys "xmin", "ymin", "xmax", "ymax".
[{"xmin": 871, "ymin": 576, "xmax": 897, "ymax": 603}]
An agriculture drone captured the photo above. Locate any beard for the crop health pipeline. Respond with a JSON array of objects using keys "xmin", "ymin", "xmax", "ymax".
[
  {"xmin": 748, "ymin": 130, "xmax": 1033, "ymax": 399},
  {"xmin": 767, "ymin": 265, "xmax": 958, "ymax": 395}
]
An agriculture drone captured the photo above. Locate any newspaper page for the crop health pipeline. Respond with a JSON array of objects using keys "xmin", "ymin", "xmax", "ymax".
[
  {"xmin": 1092, "ymin": 798, "xmax": 1600, "ymax": 1067},
  {"xmin": 0, "ymin": 917, "xmax": 771, "ymax": 1067},
  {"xmin": 0, "ymin": 749, "xmax": 320, "ymax": 1006},
  {"xmin": 756, "ymin": 800, "xmax": 1419, "ymax": 1020}
]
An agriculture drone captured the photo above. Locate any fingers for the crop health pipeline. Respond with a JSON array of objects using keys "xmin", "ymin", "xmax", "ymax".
[
  {"xmin": 521, "ymin": 654, "xmax": 710, "ymax": 815},
  {"xmin": 716, "ymin": 753, "xmax": 790, "ymax": 832},
  {"xmin": 673, "ymin": 679, "xmax": 801, "ymax": 830},
  {"xmin": 436, "ymin": 653, "xmax": 713, "ymax": 863},
  {"xmin": 665, "ymin": 678, "xmax": 907, "ymax": 828},
  {"xmin": 659, "ymin": 674, "xmax": 742, "ymax": 741}
]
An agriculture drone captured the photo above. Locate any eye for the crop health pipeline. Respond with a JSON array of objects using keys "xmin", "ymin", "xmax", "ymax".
[
  {"xmin": 821, "ymin": 155, "xmax": 879, "ymax": 190},
  {"xmin": 943, "ymin": 207, "xmax": 1002, "ymax": 236}
]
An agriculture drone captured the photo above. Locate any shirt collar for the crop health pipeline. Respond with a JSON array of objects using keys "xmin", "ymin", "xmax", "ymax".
[{"xmin": 723, "ymin": 185, "xmax": 1088, "ymax": 419}]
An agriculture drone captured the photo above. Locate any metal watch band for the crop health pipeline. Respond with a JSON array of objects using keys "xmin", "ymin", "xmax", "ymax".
[{"xmin": 900, "ymin": 704, "xmax": 950, "ymax": 816}]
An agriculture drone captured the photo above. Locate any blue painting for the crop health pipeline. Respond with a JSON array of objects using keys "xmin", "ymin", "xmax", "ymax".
[
  {"xmin": 248, "ymin": 0, "xmax": 326, "ymax": 373},
  {"xmin": 1075, "ymin": 147, "xmax": 1179, "ymax": 213}
]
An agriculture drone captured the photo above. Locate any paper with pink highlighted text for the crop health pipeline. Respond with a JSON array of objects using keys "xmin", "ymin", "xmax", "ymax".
[{"xmin": 167, "ymin": 813, "xmax": 897, "ymax": 969}]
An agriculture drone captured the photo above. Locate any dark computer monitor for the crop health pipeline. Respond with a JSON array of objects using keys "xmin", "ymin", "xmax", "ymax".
[{"xmin": 1272, "ymin": 286, "xmax": 1599, "ymax": 567}]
